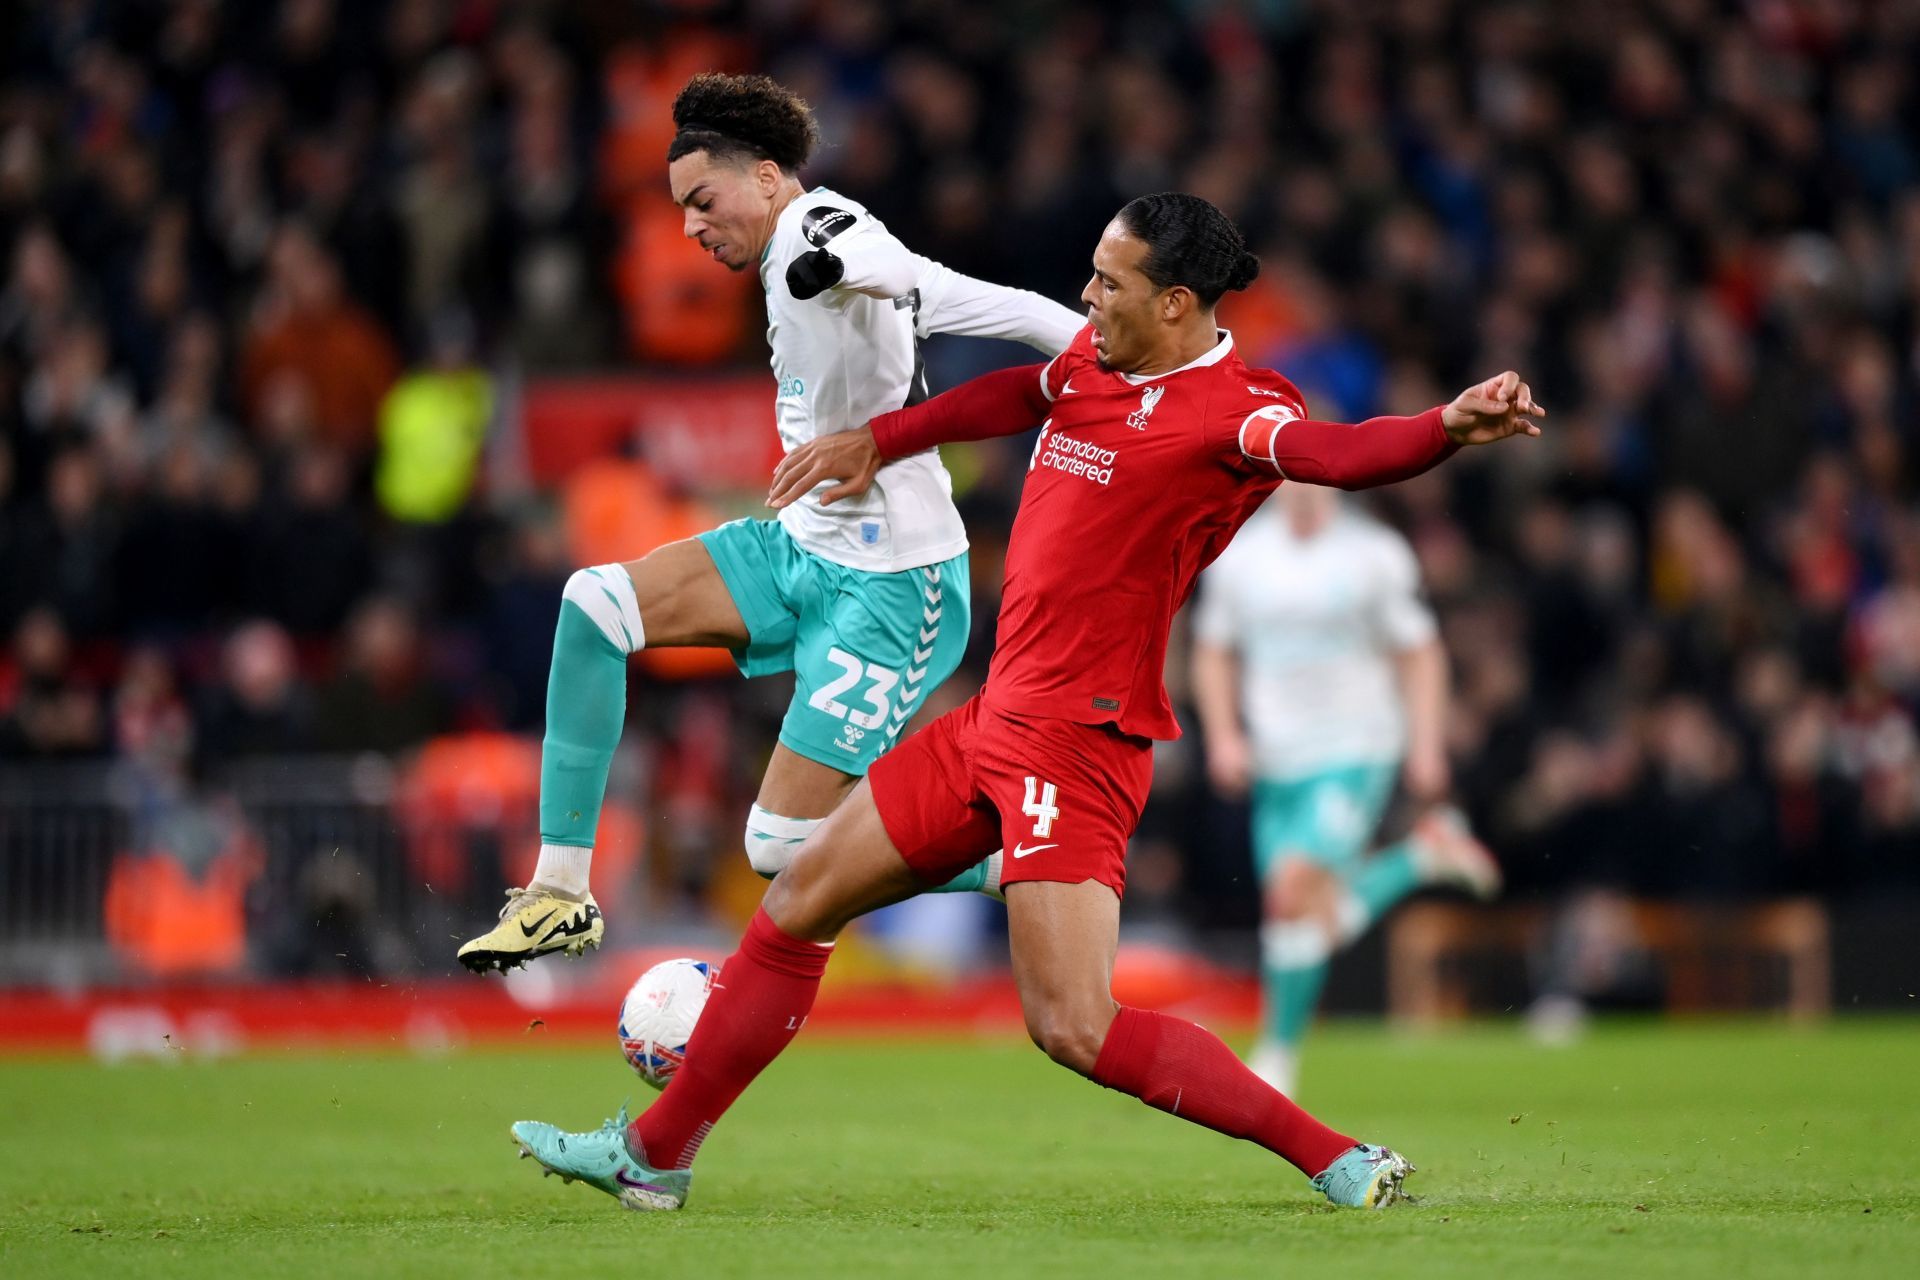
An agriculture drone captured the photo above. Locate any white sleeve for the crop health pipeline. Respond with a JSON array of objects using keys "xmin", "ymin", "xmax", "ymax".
[
  {"xmin": 1192, "ymin": 562, "xmax": 1241, "ymax": 649},
  {"xmin": 831, "ymin": 221, "xmax": 920, "ymax": 299},
  {"xmin": 1370, "ymin": 535, "xmax": 1437, "ymax": 651},
  {"xmin": 912, "ymin": 254, "xmax": 1083, "ymax": 355}
]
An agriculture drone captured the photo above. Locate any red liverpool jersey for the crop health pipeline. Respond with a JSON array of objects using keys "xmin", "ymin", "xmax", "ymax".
[{"xmin": 986, "ymin": 325, "xmax": 1311, "ymax": 739}]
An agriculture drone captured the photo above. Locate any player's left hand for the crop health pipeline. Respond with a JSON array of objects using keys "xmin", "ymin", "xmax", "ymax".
[
  {"xmin": 1441, "ymin": 371, "xmax": 1545, "ymax": 446},
  {"xmin": 768, "ymin": 425, "xmax": 883, "ymax": 508}
]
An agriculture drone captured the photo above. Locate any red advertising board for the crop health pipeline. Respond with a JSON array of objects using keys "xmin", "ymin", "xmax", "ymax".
[{"xmin": 520, "ymin": 374, "xmax": 785, "ymax": 494}]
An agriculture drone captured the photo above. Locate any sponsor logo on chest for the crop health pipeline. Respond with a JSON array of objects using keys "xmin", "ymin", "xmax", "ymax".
[
  {"xmin": 1030, "ymin": 421, "xmax": 1117, "ymax": 486},
  {"xmin": 1027, "ymin": 381, "xmax": 1178, "ymax": 487}
]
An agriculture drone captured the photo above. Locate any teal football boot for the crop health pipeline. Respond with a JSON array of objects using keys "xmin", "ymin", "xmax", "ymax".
[
  {"xmin": 1310, "ymin": 1143, "xmax": 1416, "ymax": 1209},
  {"xmin": 510, "ymin": 1105, "xmax": 690, "ymax": 1211}
]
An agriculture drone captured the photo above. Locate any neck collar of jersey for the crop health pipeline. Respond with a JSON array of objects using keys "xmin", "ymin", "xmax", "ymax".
[{"xmin": 1117, "ymin": 329, "xmax": 1234, "ymax": 384}]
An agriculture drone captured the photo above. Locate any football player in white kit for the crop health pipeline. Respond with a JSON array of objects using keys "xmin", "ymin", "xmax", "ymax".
[
  {"xmin": 460, "ymin": 73, "xmax": 1081, "ymax": 972},
  {"xmin": 1190, "ymin": 483, "xmax": 1502, "ymax": 1091}
]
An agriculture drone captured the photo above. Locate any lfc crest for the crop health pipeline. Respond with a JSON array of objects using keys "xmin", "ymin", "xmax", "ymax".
[{"xmin": 1126, "ymin": 384, "xmax": 1164, "ymax": 429}]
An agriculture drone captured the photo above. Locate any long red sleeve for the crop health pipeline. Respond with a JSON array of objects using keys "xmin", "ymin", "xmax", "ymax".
[
  {"xmin": 870, "ymin": 363, "xmax": 1051, "ymax": 459},
  {"xmin": 1268, "ymin": 406, "xmax": 1458, "ymax": 489}
]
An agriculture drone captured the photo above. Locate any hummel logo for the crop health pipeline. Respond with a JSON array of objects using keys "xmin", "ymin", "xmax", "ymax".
[
  {"xmin": 1011, "ymin": 842, "xmax": 1058, "ymax": 859},
  {"xmin": 519, "ymin": 910, "xmax": 557, "ymax": 938},
  {"xmin": 542, "ymin": 905, "xmax": 602, "ymax": 943}
]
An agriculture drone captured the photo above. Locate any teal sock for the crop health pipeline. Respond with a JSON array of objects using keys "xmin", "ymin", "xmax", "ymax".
[
  {"xmin": 756, "ymin": 860, "xmax": 989, "ymax": 892},
  {"xmin": 1260, "ymin": 920, "xmax": 1331, "ymax": 1048},
  {"xmin": 539, "ymin": 572, "xmax": 638, "ymax": 848},
  {"xmin": 935, "ymin": 863, "xmax": 988, "ymax": 893},
  {"xmin": 1343, "ymin": 840, "xmax": 1424, "ymax": 929}
]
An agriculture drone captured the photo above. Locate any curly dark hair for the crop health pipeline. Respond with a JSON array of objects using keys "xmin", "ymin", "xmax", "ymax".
[
  {"xmin": 668, "ymin": 72, "xmax": 820, "ymax": 172},
  {"xmin": 1115, "ymin": 193, "xmax": 1260, "ymax": 307}
]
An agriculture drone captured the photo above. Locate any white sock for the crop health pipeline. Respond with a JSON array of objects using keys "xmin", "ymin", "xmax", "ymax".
[
  {"xmin": 1261, "ymin": 919, "xmax": 1333, "ymax": 969},
  {"xmin": 980, "ymin": 849, "xmax": 1005, "ymax": 899},
  {"xmin": 532, "ymin": 843, "xmax": 592, "ymax": 898},
  {"xmin": 1333, "ymin": 893, "xmax": 1370, "ymax": 946}
]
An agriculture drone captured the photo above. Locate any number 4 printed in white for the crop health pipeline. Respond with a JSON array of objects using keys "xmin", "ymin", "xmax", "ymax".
[{"xmin": 1022, "ymin": 776, "xmax": 1060, "ymax": 837}]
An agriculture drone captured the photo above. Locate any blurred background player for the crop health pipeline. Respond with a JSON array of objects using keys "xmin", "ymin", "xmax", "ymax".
[
  {"xmin": 457, "ymin": 73, "xmax": 1081, "ymax": 971},
  {"xmin": 1191, "ymin": 483, "xmax": 1502, "ymax": 1094}
]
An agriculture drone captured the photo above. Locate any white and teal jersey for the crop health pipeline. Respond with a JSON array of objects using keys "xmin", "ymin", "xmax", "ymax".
[
  {"xmin": 1193, "ymin": 504, "xmax": 1436, "ymax": 780},
  {"xmin": 760, "ymin": 186, "xmax": 1081, "ymax": 573}
]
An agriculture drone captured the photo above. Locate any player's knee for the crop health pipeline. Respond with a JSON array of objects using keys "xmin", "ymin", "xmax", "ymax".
[
  {"xmin": 759, "ymin": 841, "xmax": 841, "ymax": 940},
  {"xmin": 1022, "ymin": 1001, "xmax": 1111, "ymax": 1075},
  {"xmin": 562, "ymin": 565, "xmax": 645, "ymax": 654},
  {"xmin": 744, "ymin": 806, "xmax": 820, "ymax": 880},
  {"xmin": 1268, "ymin": 857, "xmax": 1327, "ymax": 919}
]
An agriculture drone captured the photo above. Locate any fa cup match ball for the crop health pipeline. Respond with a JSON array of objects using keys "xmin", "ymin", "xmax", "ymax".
[{"xmin": 617, "ymin": 958, "xmax": 717, "ymax": 1089}]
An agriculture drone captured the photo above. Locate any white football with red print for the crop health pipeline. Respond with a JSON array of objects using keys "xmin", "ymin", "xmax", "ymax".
[{"xmin": 617, "ymin": 957, "xmax": 718, "ymax": 1090}]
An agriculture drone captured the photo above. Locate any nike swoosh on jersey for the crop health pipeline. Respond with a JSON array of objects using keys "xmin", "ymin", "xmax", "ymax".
[
  {"xmin": 1011, "ymin": 842, "xmax": 1058, "ymax": 858},
  {"xmin": 1061, "ymin": 379, "xmax": 1078, "ymax": 394}
]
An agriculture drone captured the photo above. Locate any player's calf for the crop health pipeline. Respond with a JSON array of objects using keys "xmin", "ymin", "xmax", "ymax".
[{"xmin": 1021, "ymin": 998, "xmax": 1115, "ymax": 1076}]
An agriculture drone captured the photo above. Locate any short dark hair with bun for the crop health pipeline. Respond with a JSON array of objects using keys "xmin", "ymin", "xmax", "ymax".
[
  {"xmin": 1114, "ymin": 192, "xmax": 1260, "ymax": 307},
  {"xmin": 668, "ymin": 72, "xmax": 820, "ymax": 172}
]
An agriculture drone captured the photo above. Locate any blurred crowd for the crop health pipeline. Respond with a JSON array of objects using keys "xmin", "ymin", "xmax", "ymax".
[{"xmin": 2, "ymin": 0, "xmax": 1918, "ymax": 979}]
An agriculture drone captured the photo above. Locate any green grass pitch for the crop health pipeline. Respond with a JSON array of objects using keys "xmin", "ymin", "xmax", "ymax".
[{"xmin": 3, "ymin": 1019, "xmax": 1914, "ymax": 1278}]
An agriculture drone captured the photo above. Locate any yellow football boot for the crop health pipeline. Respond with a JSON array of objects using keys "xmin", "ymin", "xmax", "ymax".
[{"xmin": 457, "ymin": 886, "xmax": 603, "ymax": 973}]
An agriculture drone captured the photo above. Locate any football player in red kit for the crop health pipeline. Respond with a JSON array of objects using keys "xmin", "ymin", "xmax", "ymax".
[{"xmin": 508, "ymin": 192, "xmax": 1544, "ymax": 1212}]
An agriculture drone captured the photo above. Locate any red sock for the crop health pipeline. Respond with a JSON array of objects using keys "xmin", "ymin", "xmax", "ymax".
[
  {"xmin": 627, "ymin": 907, "xmax": 831, "ymax": 1170},
  {"xmin": 1091, "ymin": 1006, "xmax": 1357, "ymax": 1177}
]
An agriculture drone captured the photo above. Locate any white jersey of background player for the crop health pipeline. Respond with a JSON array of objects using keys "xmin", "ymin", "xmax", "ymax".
[
  {"xmin": 1192, "ymin": 484, "xmax": 1500, "ymax": 1093},
  {"xmin": 1198, "ymin": 494, "xmax": 1437, "ymax": 778}
]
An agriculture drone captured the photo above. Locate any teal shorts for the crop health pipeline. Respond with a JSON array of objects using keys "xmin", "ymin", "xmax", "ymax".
[
  {"xmin": 697, "ymin": 518, "xmax": 971, "ymax": 775},
  {"xmin": 1249, "ymin": 762, "xmax": 1399, "ymax": 880}
]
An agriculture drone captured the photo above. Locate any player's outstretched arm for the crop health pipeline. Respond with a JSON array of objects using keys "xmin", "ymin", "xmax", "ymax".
[
  {"xmin": 1259, "ymin": 371, "xmax": 1544, "ymax": 490},
  {"xmin": 768, "ymin": 362, "xmax": 1050, "ymax": 508},
  {"xmin": 912, "ymin": 255, "xmax": 1084, "ymax": 355}
]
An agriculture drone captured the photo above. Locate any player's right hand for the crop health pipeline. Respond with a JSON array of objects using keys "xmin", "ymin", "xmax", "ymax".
[
  {"xmin": 768, "ymin": 425, "xmax": 883, "ymax": 509},
  {"xmin": 1206, "ymin": 731, "xmax": 1254, "ymax": 798},
  {"xmin": 1441, "ymin": 370, "xmax": 1544, "ymax": 445}
]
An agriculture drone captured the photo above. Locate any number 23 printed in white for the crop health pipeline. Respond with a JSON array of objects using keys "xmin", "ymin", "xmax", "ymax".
[
  {"xmin": 808, "ymin": 647, "xmax": 899, "ymax": 730},
  {"xmin": 1022, "ymin": 776, "xmax": 1060, "ymax": 837}
]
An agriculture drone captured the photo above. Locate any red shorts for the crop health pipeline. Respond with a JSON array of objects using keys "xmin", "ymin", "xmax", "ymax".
[{"xmin": 868, "ymin": 693, "xmax": 1155, "ymax": 896}]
